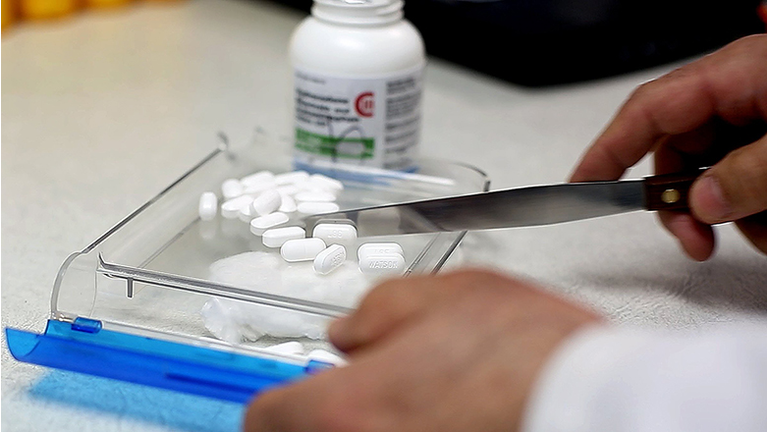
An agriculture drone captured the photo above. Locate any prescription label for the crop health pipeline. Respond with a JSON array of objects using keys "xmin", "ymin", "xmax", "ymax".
[{"xmin": 293, "ymin": 66, "xmax": 423, "ymax": 171}]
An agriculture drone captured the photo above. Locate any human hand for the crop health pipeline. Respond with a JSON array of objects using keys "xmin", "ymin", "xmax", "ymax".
[
  {"xmin": 571, "ymin": 34, "xmax": 766, "ymax": 260},
  {"xmin": 244, "ymin": 269, "xmax": 601, "ymax": 432}
]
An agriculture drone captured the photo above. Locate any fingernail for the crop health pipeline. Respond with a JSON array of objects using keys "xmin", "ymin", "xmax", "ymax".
[{"xmin": 691, "ymin": 174, "xmax": 731, "ymax": 221}]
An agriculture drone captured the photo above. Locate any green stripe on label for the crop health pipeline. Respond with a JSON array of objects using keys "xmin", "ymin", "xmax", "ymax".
[{"xmin": 295, "ymin": 129, "xmax": 375, "ymax": 159}]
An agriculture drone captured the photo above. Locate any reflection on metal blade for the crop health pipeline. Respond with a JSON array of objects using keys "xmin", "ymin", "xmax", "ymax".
[{"xmin": 304, "ymin": 180, "xmax": 646, "ymax": 237}]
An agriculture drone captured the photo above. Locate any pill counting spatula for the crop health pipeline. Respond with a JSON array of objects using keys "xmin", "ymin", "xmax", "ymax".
[{"xmin": 303, "ymin": 170, "xmax": 704, "ymax": 237}]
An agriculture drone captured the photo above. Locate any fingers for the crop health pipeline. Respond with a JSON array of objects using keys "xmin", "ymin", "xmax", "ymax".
[
  {"xmin": 244, "ymin": 367, "xmax": 353, "ymax": 432},
  {"xmin": 245, "ymin": 383, "xmax": 317, "ymax": 432},
  {"xmin": 571, "ymin": 34, "xmax": 766, "ymax": 182},
  {"xmin": 329, "ymin": 269, "xmax": 515, "ymax": 354},
  {"xmin": 689, "ymin": 136, "xmax": 767, "ymax": 224},
  {"xmin": 328, "ymin": 276, "xmax": 437, "ymax": 353},
  {"xmin": 735, "ymin": 212, "xmax": 767, "ymax": 253},
  {"xmin": 657, "ymin": 211, "xmax": 716, "ymax": 261}
]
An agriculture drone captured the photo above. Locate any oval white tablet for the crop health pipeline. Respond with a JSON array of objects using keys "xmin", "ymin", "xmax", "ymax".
[
  {"xmin": 274, "ymin": 170, "xmax": 309, "ymax": 185},
  {"xmin": 280, "ymin": 238, "xmax": 327, "ymax": 262},
  {"xmin": 238, "ymin": 203, "xmax": 257, "ymax": 223},
  {"xmin": 244, "ymin": 180, "xmax": 278, "ymax": 196},
  {"xmin": 262, "ymin": 226, "xmax": 306, "ymax": 248},
  {"xmin": 357, "ymin": 243, "xmax": 404, "ymax": 260},
  {"xmin": 307, "ymin": 349, "xmax": 347, "ymax": 366},
  {"xmin": 313, "ymin": 244, "xmax": 346, "ymax": 275},
  {"xmin": 297, "ymin": 202, "xmax": 340, "ymax": 215},
  {"xmin": 308, "ymin": 173, "xmax": 344, "ymax": 191},
  {"xmin": 221, "ymin": 195, "xmax": 254, "ymax": 219},
  {"xmin": 295, "ymin": 191, "xmax": 337, "ymax": 203},
  {"xmin": 252, "ymin": 189, "xmax": 282, "ymax": 216},
  {"xmin": 264, "ymin": 341, "xmax": 304, "ymax": 356},
  {"xmin": 240, "ymin": 171, "xmax": 274, "ymax": 186},
  {"xmin": 312, "ymin": 223, "xmax": 357, "ymax": 246},
  {"xmin": 198, "ymin": 192, "xmax": 218, "ymax": 221},
  {"xmin": 278, "ymin": 195, "xmax": 298, "ymax": 213},
  {"xmin": 250, "ymin": 212, "xmax": 289, "ymax": 235},
  {"xmin": 276, "ymin": 184, "xmax": 300, "ymax": 196},
  {"xmin": 359, "ymin": 253, "xmax": 406, "ymax": 275},
  {"xmin": 221, "ymin": 178, "xmax": 244, "ymax": 199}
]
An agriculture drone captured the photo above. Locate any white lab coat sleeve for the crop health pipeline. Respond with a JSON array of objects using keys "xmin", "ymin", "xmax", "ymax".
[{"xmin": 522, "ymin": 321, "xmax": 767, "ymax": 432}]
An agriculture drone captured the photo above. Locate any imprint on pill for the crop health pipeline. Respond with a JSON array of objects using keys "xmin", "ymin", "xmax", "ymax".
[
  {"xmin": 313, "ymin": 244, "xmax": 346, "ymax": 274},
  {"xmin": 312, "ymin": 223, "xmax": 357, "ymax": 247},
  {"xmin": 358, "ymin": 253, "xmax": 405, "ymax": 275},
  {"xmin": 357, "ymin": 242, "xmax": 404, "ymax": 260}
]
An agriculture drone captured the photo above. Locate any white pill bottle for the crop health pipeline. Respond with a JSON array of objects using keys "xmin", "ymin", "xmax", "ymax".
[{"xmin": 289, "ymin": 0, "xmax": 426, "ymax": 172}]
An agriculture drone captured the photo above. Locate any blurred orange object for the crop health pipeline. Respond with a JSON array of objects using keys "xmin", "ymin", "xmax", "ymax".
[
  {"xmin": 20, "ymin": 0, "xmax": 78, "ymax": 20},
  {"xmin": 2, "ymin": 0, "xmax": 16, "ymax": 30},
  {"xmin": 85, "ymin": 0, "xmax": 132, "ymax": 8}
]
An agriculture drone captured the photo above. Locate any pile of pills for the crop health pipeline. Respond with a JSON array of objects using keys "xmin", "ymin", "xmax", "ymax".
[
  {"xmin": 199, "ymin": 170, "xmax": 411, "ymax": 344},
  {"xmin": 198, "ymin": 170, "xmax": 406, "ymax": 277}
]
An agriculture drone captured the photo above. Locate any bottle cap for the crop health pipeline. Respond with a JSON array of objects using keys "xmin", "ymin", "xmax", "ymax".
[{"xmin": 312, "ymin": 0, "xmax": 404, "ymax": 25}]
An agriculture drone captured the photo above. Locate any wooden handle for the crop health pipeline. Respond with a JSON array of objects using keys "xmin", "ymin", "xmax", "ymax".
[{"xmin": 643, "ymin": 169, "xmax": 707, "ymax": 211}]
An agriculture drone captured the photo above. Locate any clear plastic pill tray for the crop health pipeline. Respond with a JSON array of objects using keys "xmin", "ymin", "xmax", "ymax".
[{"xmin": 6, "ymin": 131, "xmax": 490, "ymax": 403}]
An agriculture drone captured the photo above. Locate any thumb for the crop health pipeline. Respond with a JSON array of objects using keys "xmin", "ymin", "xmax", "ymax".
[{"xmin": 689, "ymin": 136, "xmax": 767, "ymax": 224}]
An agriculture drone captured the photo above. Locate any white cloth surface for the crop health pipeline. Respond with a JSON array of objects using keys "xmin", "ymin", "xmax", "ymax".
[{"xmin": 523, "ymin": 322, "xmax": 767, "ymax": 432}]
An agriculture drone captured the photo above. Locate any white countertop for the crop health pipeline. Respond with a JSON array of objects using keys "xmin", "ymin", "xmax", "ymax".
[{"xmin": 2, "ymin": 1, "xmax": 765, "ymax": 430}]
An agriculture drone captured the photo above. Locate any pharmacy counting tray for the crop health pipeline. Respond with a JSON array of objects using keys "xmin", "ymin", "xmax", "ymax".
[{"xmin": 6, "ymin": 130, "xmax": 490, "ymax": 403}]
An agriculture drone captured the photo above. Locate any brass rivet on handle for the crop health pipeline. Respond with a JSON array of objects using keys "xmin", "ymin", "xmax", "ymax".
[{"xmin": 661, "ymin": 188, "xmax": 681, "ymax": 204}]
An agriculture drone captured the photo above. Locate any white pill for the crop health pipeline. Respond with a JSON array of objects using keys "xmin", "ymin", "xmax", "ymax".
[
  {"xmin": 238, "ymin": 204, "xmax": 257, "ymax": 223},
  {"xmin": 307, "ymin": 349, "xmax": 347, "ymax": 366},
  {"xmin": 357, "ymin": 243, "xmax": 404, "ymax": 260},
  {"xmin": 198, "ymin": 192, "xmax": 218, "ymax": 221},
  {"xmin": 308, "ymin": 174, "xmax": 344, "ymax": 191},
  {"xmin": 252, "ymin": 189, "xmax": 282, "ymax": 216},
  {"xmin": 312, "ymin": 223, "xmax": 357, "ymax": 246},
  {"xmin": 264, "ymin": 341, "xmax": 304, "ymax": 356},
  {"xmin": 274, "ymin": 170, "xmax": 309, "ymax": 185},
  {"xmin": 262, "ymin": 226, "xmax": 306, "ymax": 248},
  {"xmin": 280, "ymin": 238, "xmax": 327, "ymax": 262},
  {"xmin": 221, "ymin": 195, "xmax": 254, "ymax": 219},
  {"xmin": 313, "ymin": 244, "xmax": 346, "ymax": 275},
  {"xmin": 241, "ymin": 170, "xmax": 274, "ymax": 186},
  {"xmin": 243, "ymin": 179, "xmax": 278, "ymax": 196},
  {"xmin": 250, "ymin": 212, "xmax": 289, "ymax": 235},
  {"xmin": 221, "ymin": 178, "xmax": 244, "ymax": 199},
  {"xmin": 276, "ymin": 184, "xmax": 300, "ymax": 196},
  {"xmin": 297, "ymin": 202, "xmax": 340, "ymax": 215},
  {"xmin": 278, "ymin": 195, "xmax": 298, "ymax": 213},
  {"xmin": 295, "ymin": 191, "xmax": 337, "ymax": 203},
  {"xmin": 359, "ymin": 253, "xmax": 406, "ymax": 275}
]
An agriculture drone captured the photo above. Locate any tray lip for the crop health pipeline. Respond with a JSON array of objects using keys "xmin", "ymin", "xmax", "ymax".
[
  {"xmin": 49, "ymin": 136, "xmax": 491, "ymax": 323},
  {"xmin": 97, "ymin": 253, "xmax": 353, "ymax": 318}
]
